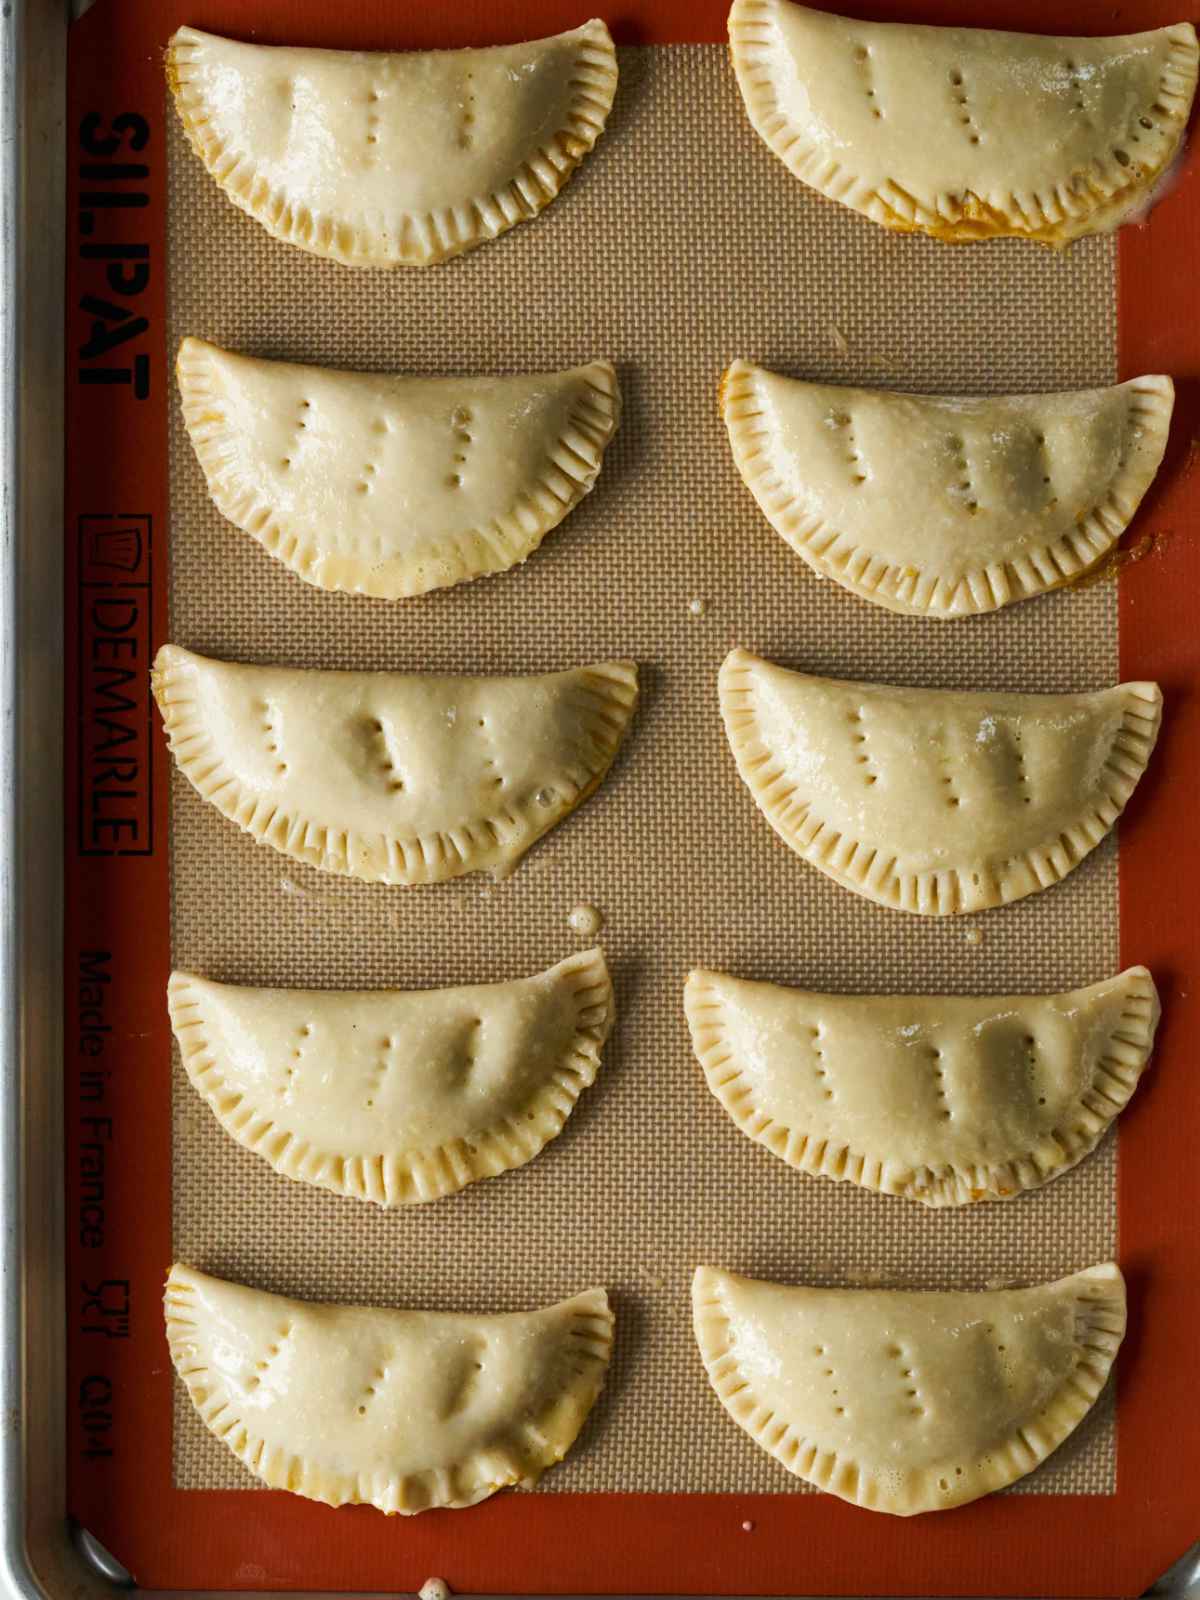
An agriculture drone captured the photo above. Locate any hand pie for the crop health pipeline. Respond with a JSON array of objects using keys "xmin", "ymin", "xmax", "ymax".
[
  {"xmin": 685, "ymin": 967, "xmax": 1158, "ymax": 1206},
  {"xmin": 720, "ymin": 649, "xmax": 1160, "ymax": 915},
  {"xmin": 168, "ymin": 950, "xmax": 612, "ymax": 1206},
  {"xmin": 178, "ymin": 339, "xmax": 620, "ymax": 600},
  {"xmin": 165, "ymin": 1265, "xmax": 613, "ymax": 1513},
  {"xmin": 722, "ymin": 363, "xmax": 1173, "ymax": 618},
  {"xmin": 152, "ymin": 644, "xmax": 638, "ymax": 884},
  {"xmin": 167, "ymin": 23, "xmax": 617, "ymax": 267},
  {"xmin": 728, "ymin": 0, "xmax": 1198, "ymax": 245},
  {"xmin": 693, "ymin": 1263, "xmax": 1124, "ymax": 1514}
]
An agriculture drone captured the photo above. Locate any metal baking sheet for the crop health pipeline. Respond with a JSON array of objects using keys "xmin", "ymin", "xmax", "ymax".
[{"xmin": 1, "ymin": 0, "xmax": 1198, "ymax": 1596}]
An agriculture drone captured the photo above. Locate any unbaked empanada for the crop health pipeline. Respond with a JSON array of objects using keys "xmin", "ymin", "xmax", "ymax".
[
  {"xmin": 167, "ymin": 22, "xmax": 617, "ymax": 267},
  {"xmin": 728, "ymin": 0, "xmax": 1198, "ymax": 245},
  {"xmin": 693, "ymin": 1263, "xmax": 1124, "ymax": 1514},
  {"xmin": 168, "ymin": 950, "xmax": 612, "ymax": 1206},
  {"xmin": 152, "ymin": 644, "xmax": 638, "ymax": 884},
  {"xmin": 165, "ymin": 1265, "xmax": 612, "ymax": 1513},
  {"xmin": 178, "ymin": 339, "xmax": 620, "ymax": 599},
  {"xmin": 685, "ymin": 967, "xmax": 1158, "ymax": 1206},
  {"xmin": 720, "ymin": 650, "xmax": 1160, "ymax": 915},
  {"xmin": 722, "ymin": 363, "xmax": 1173, "ymax": 617}
]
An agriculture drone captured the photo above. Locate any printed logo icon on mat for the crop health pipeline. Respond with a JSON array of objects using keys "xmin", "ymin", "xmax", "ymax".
[
  {"xmin": 83, "ymin": 520, "xmax": 144, "ymax": 578},
  {"xmin": 76, "ymin": 515, "xmax": 153, "ymax": 856}
]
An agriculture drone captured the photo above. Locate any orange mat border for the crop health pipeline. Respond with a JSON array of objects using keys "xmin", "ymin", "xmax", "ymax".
[{"xmin": 63, "ymin": 1, "xmax": 1200, "ymax": 1593}]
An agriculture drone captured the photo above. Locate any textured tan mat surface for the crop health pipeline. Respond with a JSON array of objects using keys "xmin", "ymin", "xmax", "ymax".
[{"xmin": 168, "ymin": 43, "xmax": 1121, "ymax": 1494}]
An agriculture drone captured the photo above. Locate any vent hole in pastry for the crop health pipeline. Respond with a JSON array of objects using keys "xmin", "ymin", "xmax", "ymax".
[
  {"xmin": 950, "ymin": 69, "xmax": 963, "ymax": 85},
  {"xmin": 938, "ymin": 1478, "xmax": 950, "ymax": 1492},
  {"xmin": 1114, "ymin": 149, "xmax": 1131, "ymax": 166},
  {"xmin": 854, "ymin": 46, "xmax": 868, "ymax": 61},
  {"xmin": 1140, "ymin": 116, "xmax": 1154, "ymax": 129}
]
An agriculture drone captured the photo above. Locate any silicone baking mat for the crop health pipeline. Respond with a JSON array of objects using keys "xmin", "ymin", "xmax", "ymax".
[
  {"xmin": 62, "ymin": 0, "xmax": 1200, "ymax": 1594},
  {"xmin": 166, "ymin": 34, "xmax": 1124, "ymax": 1498}
]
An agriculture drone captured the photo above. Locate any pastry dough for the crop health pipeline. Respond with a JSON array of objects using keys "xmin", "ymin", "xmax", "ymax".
[
  {"xmin": 152, "ymin": 644, "xmax": 638, "ymax": 884},
  {"xmin": 693, "ymin": 1263, "xmax": 1124, "ymax": 1514},
  {"xmin": 722, "ymin": 363, "xmax": 1173, "ymax": 617},
  {"xmin": 177, "ymin": 339, "xmax": 620, "ymax": 599},
  {"xmin": 167, "ymin": 23, "xmax": 617, "ymax": 267},
  {"xmin": 168, "ymin": 950, "xmax": 612, "ymax": 1206},
  {"xmin": 685, "ymin": 967, "xmax": 1158, "ymax": 1206},
  {"xmin": 720, "ymin": 650, "xmax": 1160, "ymax": 915},
  {"xmin": 165, "ymin": 1265, "xmax": 613, "ymax": 1513},
  {"xmin": 728, "ymin": 0, "xmax": 1198, "ymax": 245}
]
